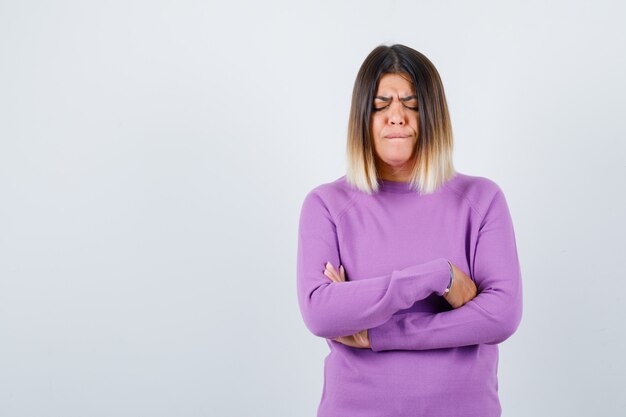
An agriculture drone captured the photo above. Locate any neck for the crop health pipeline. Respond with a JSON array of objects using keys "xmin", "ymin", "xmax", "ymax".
[{"xmin": 377, "ymin": 161, "xmax": 414, "ymax": 182}]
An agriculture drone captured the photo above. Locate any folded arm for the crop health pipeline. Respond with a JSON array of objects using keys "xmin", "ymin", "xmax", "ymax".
[
  {"xmin": 296, "ymin": 191, "xmax": 451, "ymax": 339},
  {"xmin": 368, "ymin": 189, "xmax": 523, "ymax": 351}
]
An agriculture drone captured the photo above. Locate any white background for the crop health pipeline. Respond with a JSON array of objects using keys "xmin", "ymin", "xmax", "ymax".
[{"xmin": 1, "ymin": 1, "xmax": 625, "ymax": 416}]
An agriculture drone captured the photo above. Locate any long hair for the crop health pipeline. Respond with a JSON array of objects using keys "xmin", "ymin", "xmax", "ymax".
[{"xmin": 346, "ymin": 44, "xmax": 455, "ymax": 194}]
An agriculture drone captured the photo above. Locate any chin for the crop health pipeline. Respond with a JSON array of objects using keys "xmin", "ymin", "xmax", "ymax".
[
  {"xmin": 381, "ymin": 155, "xmax": 411, "ymax": 167},
  {"xmin": 381, "ymin": 158, "xmax": 413, "ymax": 167}
]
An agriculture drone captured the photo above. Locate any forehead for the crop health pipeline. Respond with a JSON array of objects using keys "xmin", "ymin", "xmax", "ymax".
[{"xmin": 375, "ymin": 73, "xmax": 415, "ymax": 94}]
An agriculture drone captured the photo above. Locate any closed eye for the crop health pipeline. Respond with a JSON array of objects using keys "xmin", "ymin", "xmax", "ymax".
[
  {"xmin": 373, "ymin": 103, "xmax": 419, "ymax": 112},
  {"xmin": 373, "ymin": 95, "xmax": 419, "ymax": 112},
  {"xmin": 400, "ymin": 95, "xmax": 419, "ymax": 110}
]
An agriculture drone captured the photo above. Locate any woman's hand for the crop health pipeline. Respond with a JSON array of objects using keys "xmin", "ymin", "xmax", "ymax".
[
  {"xmin": 334, "ymin": 329, "xmax": 370, "ymax": 349},
  {"xmin": 443, "ymin": 263, "xmax": 478, "ymax": 309},
  {"xmin": 323, "ymin": 261, "xmax": 346, "ymax": 283},
  {"xmin": 323, "ymin": 262, "xmax": 371, "ymax": 349}
]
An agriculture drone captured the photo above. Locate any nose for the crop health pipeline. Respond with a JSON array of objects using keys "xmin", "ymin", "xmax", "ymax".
[{"xmin": 388, "ymin": 102, "xmax": 406, "ymax": 125}]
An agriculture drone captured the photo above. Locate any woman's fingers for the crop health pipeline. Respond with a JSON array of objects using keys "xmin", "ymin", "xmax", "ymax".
[
  {"xmin": 354, "ymin": 330, "xmax": 370, "ymax": 347},
  {"xmin": 324, "ymin": 267, "xmax": 341, "ymax": 282},
  {"xmin": 444, "ymin": 263, "xmax": 479, "ymax": 308},
  {"xmin": 334, "ymin": 335, "xmax": 357, "ymax": 347},
  {"xmin": 334, "ymin": 333, "xmax": 370, "ymax": 349},
  {"xmin": 324, "ymin": 262, "xmax": 345, "ymax": 283}
]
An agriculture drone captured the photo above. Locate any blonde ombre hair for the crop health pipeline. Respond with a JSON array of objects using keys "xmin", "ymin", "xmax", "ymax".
[{"xmin": 346, "ymin": 44, "xmax": 455, "ymax": 195}]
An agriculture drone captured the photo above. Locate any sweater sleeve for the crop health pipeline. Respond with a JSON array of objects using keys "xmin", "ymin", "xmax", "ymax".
[
  {"xmin": 296, "ymin": 190, "xmax": 451, "ymax": 339},
  {"xmin": 368, "ymin": 189, "xmax": 523, "ymax": 351}
]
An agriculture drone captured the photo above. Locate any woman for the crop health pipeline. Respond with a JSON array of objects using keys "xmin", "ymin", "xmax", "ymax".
[{"xmin": 296, "ymin": 44, "xmax": 523, "ymax": 416}]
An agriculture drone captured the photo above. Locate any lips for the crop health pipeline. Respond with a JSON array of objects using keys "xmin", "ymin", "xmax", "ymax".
[{"xmin": 385, "ymin": 134, "xmax": 410, "ymax": 139}]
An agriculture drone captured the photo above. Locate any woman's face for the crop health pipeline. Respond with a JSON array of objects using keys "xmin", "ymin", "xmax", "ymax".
[{"xmin": 370, "ymin": 72, "xmax": 419, "ymax": 180}]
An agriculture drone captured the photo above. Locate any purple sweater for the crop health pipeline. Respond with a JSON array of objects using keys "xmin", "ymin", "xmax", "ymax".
[{"xmin": 296, "ymin": 172, "xmax": 523, "ymax": 417}]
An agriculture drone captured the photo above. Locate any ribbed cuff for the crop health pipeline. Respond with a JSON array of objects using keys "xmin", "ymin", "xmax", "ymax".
[{"xmin": 398, "ymin": 257, "xmax": 452, "ymax": 297}]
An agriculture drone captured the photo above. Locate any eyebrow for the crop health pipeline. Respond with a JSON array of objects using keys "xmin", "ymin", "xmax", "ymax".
[{"xmin": 374, "ymin": 95, "xmax": 418, "ymax": 102}]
